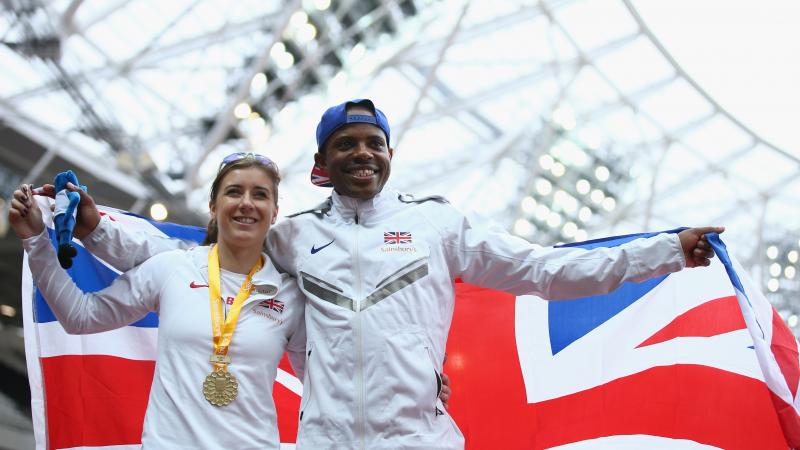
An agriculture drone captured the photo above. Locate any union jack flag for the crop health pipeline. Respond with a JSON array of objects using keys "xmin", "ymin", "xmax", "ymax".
[
  {"xmin": 259, "ymin": 298, "xmax": 285, "ymax": 314},
  {"xmin": 310, "ymin": 164, "xmax": 332, "ymax": 188},
  {"xmin": 22, "ymin": 201, "xmax": 800, "ymax": 448},
  {"xmin": 384, "ymin": 231, "xmax": 412, "ymax": 245}
]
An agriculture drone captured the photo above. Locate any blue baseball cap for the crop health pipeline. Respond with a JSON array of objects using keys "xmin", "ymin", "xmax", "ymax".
[{"xmin": 311, "ymin": 99, "xmax": 391, "ymax": 187}]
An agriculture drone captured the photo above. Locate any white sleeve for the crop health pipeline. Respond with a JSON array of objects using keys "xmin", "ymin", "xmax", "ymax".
[
  {"xmin": 82, "ymin": 215, "xmax": 196, "ymax": 272},
  {"xmin": 437, "ymin": 206, "xmax": 685, "ymax": 300},
  {"xmin": 266, "ymin": 220, "xmax": 299, "ymax": 277},
  {"xmin": 24, "ymin": 228, "xmax": 164, "ymax": 334},
  {"xmin": 283, "ymin": 279, "xmax": 306, "ymax": 381},
  {"xmin": 286, "ymin": 320, "xmax": 307, "ymax": 382}
]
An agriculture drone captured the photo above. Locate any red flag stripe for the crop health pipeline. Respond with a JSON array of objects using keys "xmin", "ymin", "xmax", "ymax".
[
  {"xmin": 445, "ymin": 284, "xmax": 789, "ymax": 450},
  {"xmin": 637, "ymin": 295, "xmax": 746, "ymax": 348},
  {"xmin": 770, "ymin": 307, "xmax": 800, "ymax": 399},
  {"xmin": 533, "ymin": 365, "xmax": 787, "ymax": 450},
  {"xmin": 770, "ymin": 391, "xmax": 800, "ymax": 448},
  {"xmin": 274, "ymin": 382, "xmax": 301, "ymax": 443},
  {"xmin": 41, "ymin": 355, "xmax": 154, "ymax": 450},
  {"xmin": 41, "ymin": 354, "xmax": 303, "ymax": 449}
]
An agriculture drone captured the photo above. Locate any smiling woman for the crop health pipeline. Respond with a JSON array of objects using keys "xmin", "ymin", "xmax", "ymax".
[
  {"xmin": 6, "ymin": 153, "xmax": 306, "ymax": 449},
  {"xmin": 203, "ymin": 153, "xmax": 280, "ymax": 272}
]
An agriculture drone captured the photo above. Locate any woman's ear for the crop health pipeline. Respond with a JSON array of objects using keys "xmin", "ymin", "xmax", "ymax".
[{"xmin": 271, "ymin": 206, "xmax": 279, "ymax": 225}]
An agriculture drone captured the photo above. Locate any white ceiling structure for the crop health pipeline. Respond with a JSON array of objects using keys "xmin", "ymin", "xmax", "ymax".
[{"xmin": 1, "ymin": 0, "xmax": 799, "ymax": 441}]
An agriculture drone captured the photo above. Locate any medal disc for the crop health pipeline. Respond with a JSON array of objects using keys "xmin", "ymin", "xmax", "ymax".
[{"xmin": 203, "ymin": 369, "xmax": 239, "ymax": 406}]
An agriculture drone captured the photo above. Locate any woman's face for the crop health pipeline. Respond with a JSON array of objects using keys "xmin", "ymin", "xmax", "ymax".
[{"xmin": 209, "ymin": 166, "xmax": 278, "ymax": 249}]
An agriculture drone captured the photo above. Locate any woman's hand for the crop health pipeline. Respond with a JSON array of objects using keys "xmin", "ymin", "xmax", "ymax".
[
  {"xmin": 35, "ymin": 182, "xmax": 101, "ymax": 239},
  {"xmin": 8, "ymin": 184, "xmax": 45, "ymax": 239}
]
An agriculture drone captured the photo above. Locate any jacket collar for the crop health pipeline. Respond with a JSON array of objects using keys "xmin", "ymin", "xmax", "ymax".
[
  {"xmin": 330, "ymin": 185, "xmax": 399, "ymax": 224},
  {"xmin": 191, "ymin": 245, "xmax": 282, "ymax": 299}
]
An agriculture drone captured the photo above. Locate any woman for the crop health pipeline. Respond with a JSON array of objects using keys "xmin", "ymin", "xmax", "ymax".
[{"xmin": 9, "ymin": 153, "xmax": 305, "ymax": 449}]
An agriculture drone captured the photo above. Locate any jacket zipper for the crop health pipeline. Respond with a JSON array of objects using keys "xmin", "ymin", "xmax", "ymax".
[{"xmin": 353, "ymin": 211, "xmax": 366, "ymax": 450}]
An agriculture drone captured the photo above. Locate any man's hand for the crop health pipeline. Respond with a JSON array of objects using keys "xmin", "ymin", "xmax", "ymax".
[
  {"xmin": 678, "ymin": 226, "xmax": 725, "ymax": 268},
  {"xmin": 36, "ymin": 182, "xmax": 101, "ymax": 239},
  {"xmin": 8, "ymin": 184, "xmax": 44, "ymax": 239},
  {"xmin": 439, "ymin": 372, "xmax": 451, "ymax": 410}
]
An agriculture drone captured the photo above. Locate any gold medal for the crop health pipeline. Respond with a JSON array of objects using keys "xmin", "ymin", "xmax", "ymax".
[
  {"xmin": 203, "ymin": 369, "xmax": 239, "ymax": 406},
  {"xmin": 202, "ymin": 245, "xmax": 262, "ymax": 407}
]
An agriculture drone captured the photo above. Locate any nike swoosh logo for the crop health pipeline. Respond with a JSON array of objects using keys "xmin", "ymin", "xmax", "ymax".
[
  {"xmin": 311, "ymin": 239, "xmax": 335, "ymax": 254},
  {"xmin": 189, "ymin": 281, "xmax": 208, "ymax": 289}
]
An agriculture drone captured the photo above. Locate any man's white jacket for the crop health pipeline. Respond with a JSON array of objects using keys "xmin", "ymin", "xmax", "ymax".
[{"xmin": 84, "ymin": 188, "xmax": 685, "ymax": 450}]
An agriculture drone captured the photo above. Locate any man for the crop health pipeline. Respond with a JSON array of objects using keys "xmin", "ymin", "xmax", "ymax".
[{"xmin": 63, "ymin": 99, "xmax": 721, "ymax": 450}]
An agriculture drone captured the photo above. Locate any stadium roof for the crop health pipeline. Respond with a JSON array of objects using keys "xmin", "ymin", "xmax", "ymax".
[{"xmin": 1, "ymin": 0, "xmax": 798, "ymax": 439}]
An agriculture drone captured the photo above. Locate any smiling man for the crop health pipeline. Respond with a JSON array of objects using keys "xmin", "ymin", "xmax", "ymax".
[
  {"xmin": 312, "ymin": 100, "xmax": 393, "ymax": 199},
  {"xmin": 264, "ymin": 99, "xmax": 723, "ymax": 449},
  {"xmin": 64, "ymin": 98, "xmax": 722, "ymax": 450}
]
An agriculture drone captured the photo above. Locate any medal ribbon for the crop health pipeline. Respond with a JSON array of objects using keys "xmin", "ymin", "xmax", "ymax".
[{"xmin": 207, "ymin": 244, "xmax": 263, "ymax": 372}]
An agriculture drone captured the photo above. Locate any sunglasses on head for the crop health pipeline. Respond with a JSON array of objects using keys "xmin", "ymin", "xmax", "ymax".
[{"xmin": 218, "ymin": 152, "xmax": 277, "ymax": 172}]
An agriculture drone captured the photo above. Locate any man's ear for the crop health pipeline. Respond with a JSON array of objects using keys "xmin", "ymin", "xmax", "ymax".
[
  {"xmin": 314, "ymin": 151, "xmax": 326, "ymax": 169},
  {"xmin": 388, "ymin": 147, "xmax": 394, "ymax": 160},
  {"xmin": 271, "ymin": 206, "xmax": 278, "ymax": 225}
]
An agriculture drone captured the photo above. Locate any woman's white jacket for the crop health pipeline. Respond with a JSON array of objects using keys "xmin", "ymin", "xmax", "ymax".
[{"xmin": 24, "ymin": 229, "xmax": 305, "ymax": 449}]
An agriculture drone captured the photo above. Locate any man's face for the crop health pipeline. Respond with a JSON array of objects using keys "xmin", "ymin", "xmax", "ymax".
[{"xmin": 315, "ymin": 106, "xmax": 393, "ymax": 200}]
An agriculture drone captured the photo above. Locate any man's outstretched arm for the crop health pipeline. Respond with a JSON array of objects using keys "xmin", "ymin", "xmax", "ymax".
[{"xmin": 435, "ymin": 203, "xmax": 726, "ymax": 301}]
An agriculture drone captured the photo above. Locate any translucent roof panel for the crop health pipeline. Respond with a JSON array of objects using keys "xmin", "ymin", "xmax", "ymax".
[
  {"xmin": 592, "ymin": 36, "xmax": 675, "ymax": 97},
  {"xmin": 727, "ymin": 145, "xmax": 799, "ymax": 191},
  {"xmin": 555, "ymin": 0, "xmax": 639, "ymax": 51}
]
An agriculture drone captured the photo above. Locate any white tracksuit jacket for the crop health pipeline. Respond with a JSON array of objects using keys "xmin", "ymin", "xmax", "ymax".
[
  {"xmin": 83, "ymin": 188, "xmax": 686, "ymax": 450},
  {"xmin": 25, "ymin": 229, "xmax": 306, "ymax": 449}
]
